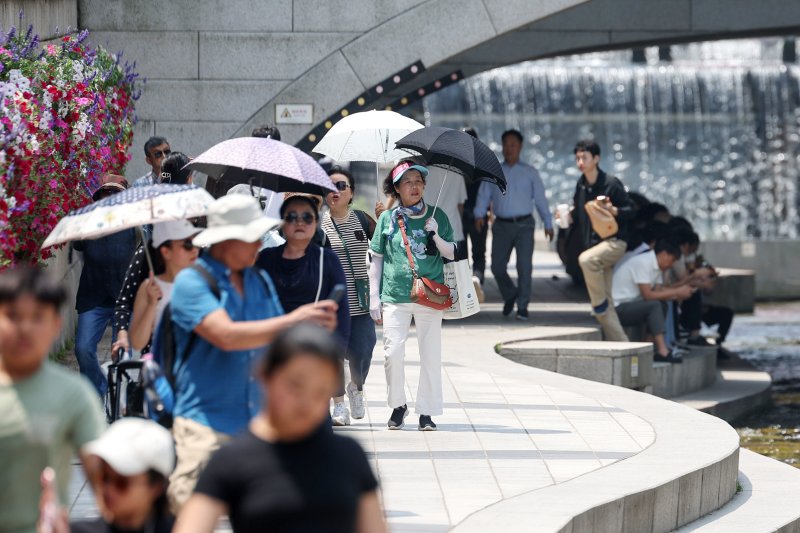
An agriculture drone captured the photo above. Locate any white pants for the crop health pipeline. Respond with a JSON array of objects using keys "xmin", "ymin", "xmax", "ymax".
[{"xmin": 382, "ymin": 303, "xmax": 444, "ymax": 416}]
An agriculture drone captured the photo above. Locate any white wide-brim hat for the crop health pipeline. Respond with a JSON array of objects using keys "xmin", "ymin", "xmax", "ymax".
[
  {"xmin": 84, "ymin": 418, "xmax": 175, "ymax": 478},
  {"xmin": 193, "ymin": 194, "xmax": 282, "ymax": 248}
]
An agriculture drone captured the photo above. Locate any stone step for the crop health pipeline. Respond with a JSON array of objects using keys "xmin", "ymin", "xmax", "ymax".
[
  {"xmin": 676, "ymin": 448, "xmax": 800, "ymax": 532},
  {"xmin": 672, "ymin": 367, "xmax": 772, "ymax": 423},
  {"xmin": 652, "ymin": 346, "xmax": 718, "ymax": 398}
]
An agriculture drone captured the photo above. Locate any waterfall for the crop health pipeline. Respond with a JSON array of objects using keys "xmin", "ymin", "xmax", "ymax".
[{"xmin": 422, "ymin": 40, "xmax": 800, "ymax": 241}]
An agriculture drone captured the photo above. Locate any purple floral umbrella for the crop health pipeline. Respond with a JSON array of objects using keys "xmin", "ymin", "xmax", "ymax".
[{"xmin": 185, "ymin": 137, "xmax": 336, "ymax": 198}]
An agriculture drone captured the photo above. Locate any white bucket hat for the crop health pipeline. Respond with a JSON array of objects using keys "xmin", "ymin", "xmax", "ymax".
[
  {"xmin": 151, "ymin": 219, "xmax": 200, "ymax": 248},
  {"xmin": 193, "ymin": 194, "xmax": 282, "ymax": 248},
  {"xmin": 84, "ymin": 418, "xmax": 175, "ymax": 477}
]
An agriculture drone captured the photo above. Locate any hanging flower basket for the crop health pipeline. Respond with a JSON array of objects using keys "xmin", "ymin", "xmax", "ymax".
[{"xmin": 0, "ymin": 21, "xmax": 140, "ymax": 265}]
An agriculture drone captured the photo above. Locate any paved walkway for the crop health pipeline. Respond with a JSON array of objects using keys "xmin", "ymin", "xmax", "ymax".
[
  {"xmin": 69, "ymin": 247, "xmax": 658, "ymax": 531},
  {"xmin": 347, "ymin": 314, "xmax": 654, "ymax": 531}
]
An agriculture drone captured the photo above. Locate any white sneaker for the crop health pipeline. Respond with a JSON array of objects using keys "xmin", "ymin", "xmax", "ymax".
[
  {"xmin": 472, "ymin": 276, "xmax": 485, "ymax": 303},
  {"xmin": 332, "ymin": 402, "xmax": 350, "ymax": 426},
  {"xmin": 347, "ymin": 381, "xmax": 366, "ymax": 420}
]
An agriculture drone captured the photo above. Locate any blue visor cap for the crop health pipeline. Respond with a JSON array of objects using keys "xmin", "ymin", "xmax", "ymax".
[{"xmin": 391, "ymin": 162, "xmax": 429, "ymax": 183}]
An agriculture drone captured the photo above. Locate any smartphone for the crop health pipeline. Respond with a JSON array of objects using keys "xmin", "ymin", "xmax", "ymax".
[
  {"xmin": 327, "ymin": 284, "xmax": 347, "ymax": 304},
  {"xmin": 596, "ymin": 195, "xmax": 608, "ymax": 202}
]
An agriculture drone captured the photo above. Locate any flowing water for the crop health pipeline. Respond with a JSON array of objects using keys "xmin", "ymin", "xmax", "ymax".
[
  {"xmin": 422, "ymin": 38, "xmax": 800, "ymax": 241},
  {"xmin": 727, "ymin": 302, "xmax": 800, "ymax": 467}
]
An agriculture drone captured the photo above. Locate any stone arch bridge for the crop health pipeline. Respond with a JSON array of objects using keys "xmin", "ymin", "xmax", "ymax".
[{"xmin": 71, "ymin": 0, "xmax": 800, "ymax": 177}]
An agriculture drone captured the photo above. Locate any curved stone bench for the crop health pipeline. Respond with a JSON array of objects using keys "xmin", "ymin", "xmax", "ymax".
[
  {"xmin": 451, "ymin": 356, "xmax": 741, "ymax": 533},
  {"xmin": 498, "ymin": 332, "xmax": 720, "ymax": 399},
  {"xmin": 499, "ymin": 339, "xmax": 654, "ymax": 391},
  {"xmin": 652, "ymin": 346, "xmax": 718, "ymax": 398}
]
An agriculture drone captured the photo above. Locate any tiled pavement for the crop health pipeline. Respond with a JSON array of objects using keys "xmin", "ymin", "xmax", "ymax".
[{"xmin": 69, "ymin": 249, "xmax": 657, "ymax": 531}]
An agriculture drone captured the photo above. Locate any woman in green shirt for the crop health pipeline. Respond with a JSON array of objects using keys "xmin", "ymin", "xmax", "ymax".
[{"xmin": 369, "ymin": 160, "xmax": 455, "ymax": 432}]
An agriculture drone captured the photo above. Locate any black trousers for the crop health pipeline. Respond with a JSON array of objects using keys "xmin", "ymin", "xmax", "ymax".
[
  {"xmin": 463, "ymin": 213, "xmax": 488, "ymax": 274},
  {"xmin": 680, "ymin": 291, "xmax": 734, "ymax": 343}
]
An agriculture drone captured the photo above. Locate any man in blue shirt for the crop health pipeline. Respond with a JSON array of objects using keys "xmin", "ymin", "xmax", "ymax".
[
  {"xmin": 167, "ymin": 195, "xmax": 339, "ymax": 512},
  {"xmin": 474, "ymin": 129, "xmax": 553, "ymax": 320}
]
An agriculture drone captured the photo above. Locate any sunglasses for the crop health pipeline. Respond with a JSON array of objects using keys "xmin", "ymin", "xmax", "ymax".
[
  {"xmin": 151, "ymin": 149, "xmax": 171, "ymax": 159},
  {"xmin": 173, "ymin": 238, "xmax": 196, "ymax": 251},
  {"xmin": 284, "ymin": 212, "xmax": 315, "ymax": 225},
  {"xmin": 334, "ymin": 181, "xmax": 351, "ymax": 192}
]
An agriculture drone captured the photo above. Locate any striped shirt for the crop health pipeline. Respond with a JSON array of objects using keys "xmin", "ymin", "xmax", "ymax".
[{"xmin": 321, "ymin": 210, "xmax": 370, "ymax": 316}]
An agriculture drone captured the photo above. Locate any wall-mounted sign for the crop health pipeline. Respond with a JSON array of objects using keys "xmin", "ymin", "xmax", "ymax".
[{"xmin": 275, "ymin": 104, "xmax": 313, "ymax": 125}]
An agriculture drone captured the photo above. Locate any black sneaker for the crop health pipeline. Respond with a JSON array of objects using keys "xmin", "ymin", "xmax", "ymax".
[
  {"xmin": 503, "ymin": 296, "xmax": 516, "ymax": 317},
  {"xmin": 654, "ymin": 350, "xmax": 683, "ymax": 364},
  {"xmin": 687, "ymin": 336, "xmax": 713, "ymax": 347},
  {"xmin": 418, "ymin": 415, "xmax": 437, "ymax": 431},
  {"xmin": 717, "ymin": 346, "xmax": 734, "ymax": 360},
  {"xmin": 516, "ymin": 310, "xmax": 529, "ymax": 321},
  {"xmin": 388, "ymin": 404, "xmax": 408, "ymax": 430}
]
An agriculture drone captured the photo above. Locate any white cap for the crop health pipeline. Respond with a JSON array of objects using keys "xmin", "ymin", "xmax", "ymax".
[
  {"xmin": 84, "ymin": 418, "xmax": 176, "ymax": 477},
  {"xmin": 151, "ymin": 219, "xmax": 199, "ymax": 248},
  {"xmin": 193, "ymin": 195, "xmax": 282, "ymax": 248}
]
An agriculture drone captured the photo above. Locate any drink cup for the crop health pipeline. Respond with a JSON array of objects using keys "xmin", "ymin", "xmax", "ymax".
[{"xmin": 556, "ymin": 204, "xmax": 571, "ymax": 229}]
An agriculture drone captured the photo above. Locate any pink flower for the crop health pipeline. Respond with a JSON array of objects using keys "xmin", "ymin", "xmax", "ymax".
[
  {"xmin": 49, "ymin": 179, "xmax": 58, "ymax": 189},
  {"xmin": 46, "ymin": 45, "xmax": 57, "ymax": 56},
  {"xmin": 76, "ymin": 97, "xmax": 91, "ymax": 106}
]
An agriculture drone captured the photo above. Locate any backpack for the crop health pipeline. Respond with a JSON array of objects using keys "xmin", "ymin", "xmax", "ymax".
[
  {"xmin": 156, "ymin": 264, "xmax": 220, "ymax": 388},
  {"xmin": 148, "ymin": 264, "xmax": 220, "ymax": 427},
  {"xmin": 354, "ymin": 209, "xmax": 375, "ymax": 240}
]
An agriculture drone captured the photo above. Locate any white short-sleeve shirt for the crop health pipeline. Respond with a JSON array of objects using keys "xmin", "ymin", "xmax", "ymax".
[{"xmin": 612, "ymin": 250, "xmax": 663, "ymax": 306}]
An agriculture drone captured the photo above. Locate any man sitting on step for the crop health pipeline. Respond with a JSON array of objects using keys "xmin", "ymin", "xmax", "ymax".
[{"xmin": 611, "ymin": 240, "xmax": 695, "ymax": 364}]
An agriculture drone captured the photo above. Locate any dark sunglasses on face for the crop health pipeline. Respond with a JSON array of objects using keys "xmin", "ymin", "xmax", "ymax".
[
  {"xmin": 334, "ymin": 181, "xmax": 351, "ymax": 192},
  {"xmin": 284, "ymin": 212, "xmax": 315, "ymax": 225},
  {"xmin": 151, "ymin": 149, "xmax": 171, "ymax": 159},
  {"xmin": 174, "ymin": 238, "xmax": 196, "ymax": 251}
]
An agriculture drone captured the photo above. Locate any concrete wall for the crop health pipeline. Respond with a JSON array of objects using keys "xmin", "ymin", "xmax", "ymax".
[
  {"xmin": 0, "ymin": 0, "xmax": 76, "ymax": 40},
  {"xmin": 703, "ymin": 240, "xmax": 800, "ymax": 300}
]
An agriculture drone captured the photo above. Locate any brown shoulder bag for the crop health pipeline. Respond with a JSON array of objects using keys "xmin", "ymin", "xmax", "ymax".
[
  {"xmin": 397, "ymin": 216, "xmax": 452, "ymax": 310},
  {"xmin": 584, "ymin": 199, "xmax": 619, "ymax": 239}
]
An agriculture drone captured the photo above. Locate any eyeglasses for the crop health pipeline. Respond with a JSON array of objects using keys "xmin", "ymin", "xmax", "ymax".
[
  {"xmin": 284, "ymin": 212, "xmax": 315, "ymax": 225},
  {"xmin": 151, "ymin": 149, "xmax": 171, "ymax": 159},
  {"xmin": 173, "ymin": 238, "xmax": 196, "ymax": 251},
  {"xmin": 334, "ymin": 181, "xmax": 351, "ymax": 192}
]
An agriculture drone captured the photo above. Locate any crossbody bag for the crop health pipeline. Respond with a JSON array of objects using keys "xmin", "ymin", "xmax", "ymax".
[{"xmin": 397, "ymin": 215, "xmax": 452, "ymax": 311}]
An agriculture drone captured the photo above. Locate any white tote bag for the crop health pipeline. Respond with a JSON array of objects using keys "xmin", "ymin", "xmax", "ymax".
[{"xmin": 443, "ymin": 259, "xmax": 480, "ymax": 320}]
